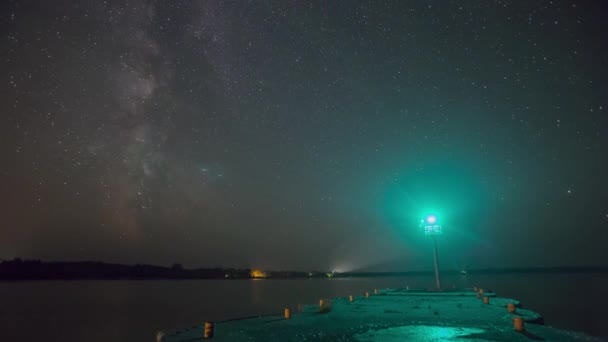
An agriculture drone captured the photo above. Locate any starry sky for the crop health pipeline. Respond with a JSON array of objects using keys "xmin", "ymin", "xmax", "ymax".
[{"xmin": 2, "ymin": 0, "xmax": 607, "ymax": 271}]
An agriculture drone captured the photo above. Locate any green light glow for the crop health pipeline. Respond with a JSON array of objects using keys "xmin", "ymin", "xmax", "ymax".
[{"xmin": 354, "ymin": 325, "xmax": 487, "ymax": 341}]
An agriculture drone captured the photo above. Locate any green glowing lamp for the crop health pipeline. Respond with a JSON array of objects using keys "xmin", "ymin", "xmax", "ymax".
[{"xmin": 421, "ymin": 213, "xmax": 442, "ymax": 289}]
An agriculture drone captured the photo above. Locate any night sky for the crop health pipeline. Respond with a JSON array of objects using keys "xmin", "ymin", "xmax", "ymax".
[{"xmin": 2, "ymin": 1, "xmax": 607, "ymax": 272}]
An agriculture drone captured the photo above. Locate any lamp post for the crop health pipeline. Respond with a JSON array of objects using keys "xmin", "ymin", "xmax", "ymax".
[{"xmin": 421, "ymin": 214, "xmax": 442, "ymax": 290}]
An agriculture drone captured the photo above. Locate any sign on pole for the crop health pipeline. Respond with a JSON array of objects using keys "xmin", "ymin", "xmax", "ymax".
[{"xmin": 424, "ymin": 224, "xmax": 442, "ymax": 236}]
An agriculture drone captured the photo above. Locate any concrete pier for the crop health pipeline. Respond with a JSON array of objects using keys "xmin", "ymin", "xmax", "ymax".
[{"xmin": 161, "ymin": 288, "xmax": 601, "ymax": 341}]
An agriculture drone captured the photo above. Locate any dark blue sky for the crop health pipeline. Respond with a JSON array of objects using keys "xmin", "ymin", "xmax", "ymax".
[{"xmin": 2, "ymin": 0, "xmax": 607, "ymax": 271}]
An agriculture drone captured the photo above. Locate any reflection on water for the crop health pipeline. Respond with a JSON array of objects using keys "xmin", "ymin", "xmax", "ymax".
[
  {"xmin": 354, "ymin": 326, "xmax": 488, "ymax": 342},
  {"xmin": 0, "ymin": 273, "xmax": 606, "ymax": 341}
]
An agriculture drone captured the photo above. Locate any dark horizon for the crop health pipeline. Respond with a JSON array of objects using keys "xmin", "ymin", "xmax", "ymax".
[{"xmin": 2, "ymin": 258, "xmax": 608, "ymax": 282}]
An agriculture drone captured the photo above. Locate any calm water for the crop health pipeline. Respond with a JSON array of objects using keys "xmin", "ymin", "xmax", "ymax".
[{"xmin": 1, "ymin": 273, "xmax": 607, "ymax": 341}]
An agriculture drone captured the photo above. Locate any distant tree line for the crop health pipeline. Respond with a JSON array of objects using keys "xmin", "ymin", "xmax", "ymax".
[
  {"xmin": 2, "ymin": 259, "xmax": 605, "ymax": 281},
  {"xmin": 0, "ymin": 259, "xmax": 330, "ymax": 280},
  {"xmin": 0, "ymin": 259, "xmax": 251, "ymax": 280}
]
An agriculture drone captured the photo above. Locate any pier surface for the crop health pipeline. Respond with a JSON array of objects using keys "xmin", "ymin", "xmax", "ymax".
[{"xmin": 162, "ymin": 288, "xmax": 601, "ymax": 341}]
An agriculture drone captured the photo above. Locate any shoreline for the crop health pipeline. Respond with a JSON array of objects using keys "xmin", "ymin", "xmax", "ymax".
[{"xmin": 2, "ymin": 259, "xmax": 608, "ymax": 281}]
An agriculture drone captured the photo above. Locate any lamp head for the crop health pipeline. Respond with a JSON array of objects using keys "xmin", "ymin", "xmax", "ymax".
[{"xmin": 425, "ymin": 214, "xmax": 437, "ymax": 225}]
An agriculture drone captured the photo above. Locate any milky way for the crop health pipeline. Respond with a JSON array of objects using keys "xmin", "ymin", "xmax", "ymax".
[{"xmin": 2, "ymin": 1, "xmax": 607, "ymax": 271}]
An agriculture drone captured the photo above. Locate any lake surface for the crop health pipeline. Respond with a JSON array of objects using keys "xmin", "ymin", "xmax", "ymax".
[{"xmin": 1, "ymin": 273, "xmax": 607, "ymax": 341}]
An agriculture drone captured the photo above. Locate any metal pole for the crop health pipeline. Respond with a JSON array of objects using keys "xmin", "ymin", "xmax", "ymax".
[{"xmin": 432, "ymin": 235, "xmax": 441, "ymax": 289}]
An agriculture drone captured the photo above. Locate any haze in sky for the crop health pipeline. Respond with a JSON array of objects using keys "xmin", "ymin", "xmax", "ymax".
[{"xmin": 2, "ymin": 1, "xmax": 607, "ymax": 271}]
